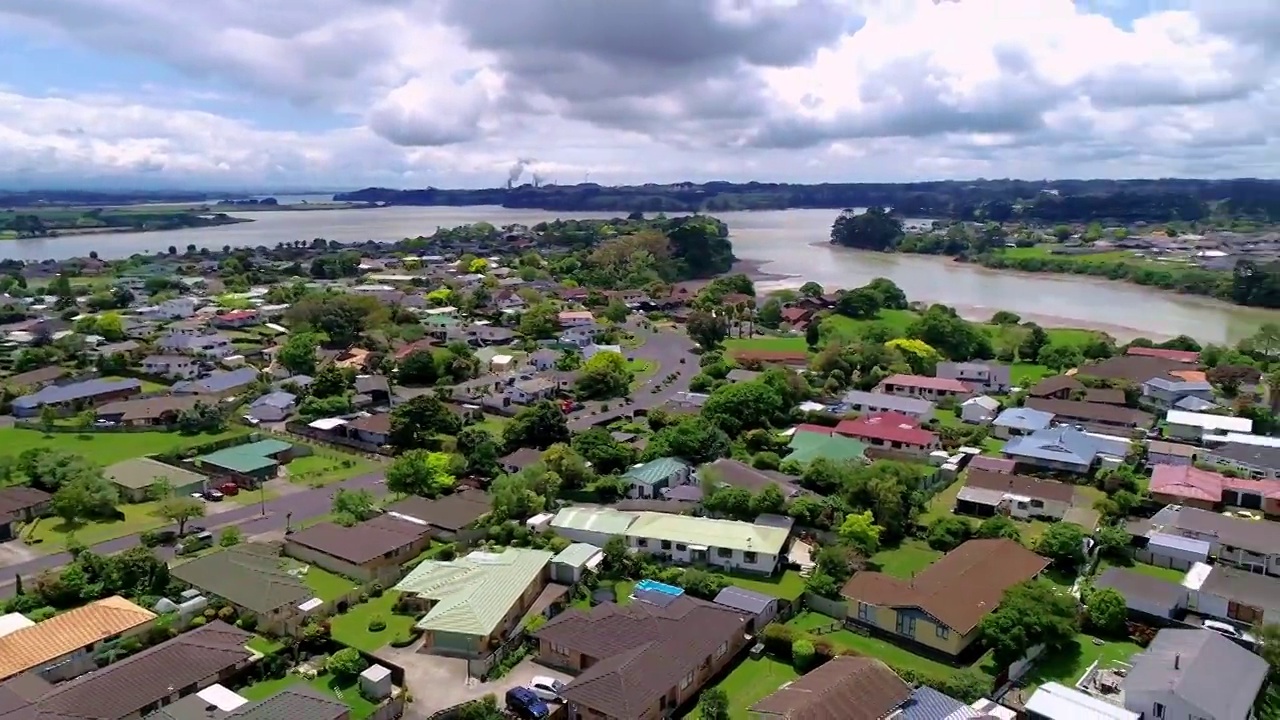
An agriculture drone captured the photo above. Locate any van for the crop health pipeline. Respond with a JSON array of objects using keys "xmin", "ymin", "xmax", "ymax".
[
  {"xmin": 505, "ymin": 687, "xmax": 550, "ymax": 720},
  {"xmin": 178, "ymin": 531, "xmax": 215, "ymax": 555}
]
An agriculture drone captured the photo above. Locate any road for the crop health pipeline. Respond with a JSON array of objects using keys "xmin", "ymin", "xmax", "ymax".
[
  {"xmin": 568, "ymin": 324, "xmax": 699, "ymax": 430},
  {"xmin": 0, "ymin": 471, "xmax": 388, "ymax": 597}
]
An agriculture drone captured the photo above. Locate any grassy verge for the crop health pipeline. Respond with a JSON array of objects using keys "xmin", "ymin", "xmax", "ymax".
[{"xmin": 22, "ymin": 501, "xmax": 169, "ymax": 550}]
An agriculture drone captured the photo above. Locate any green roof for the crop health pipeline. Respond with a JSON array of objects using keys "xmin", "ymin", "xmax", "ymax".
[
  {"xmin": 196, "ymin": 439, "xmax": 292, "ymax": 474},
  {"xmin": 105, "ymin": 457, "xmax": 206, "ymax": 490},
  {"xmin": 550, "ymin": 506, "xmax": 637, "ymax": 536},
  {"xmin": 170, "ymin": 544, "xmax": 315, "ymax": 615},
  {"xmin": 393, "ymin": 548, "xmax": 553, "ymax": 637},
  {"xmin": 552, "ymin": 543, "xmax": 603, "ymax": 568},
  {"xmin": 625, "ymin": 512, "xmax": 790, "ymax": 555},
  {"xmin": 786, "ymin": 432, "xmax": 866, "ymax": 464},
  {"xmin": 622, "ymin": 457, "xmax": 691, "ymax": 486}
]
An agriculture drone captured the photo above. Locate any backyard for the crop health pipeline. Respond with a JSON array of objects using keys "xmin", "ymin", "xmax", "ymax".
[
  {"xmin": 300, "ymin": 565, "xmax": 360, "ymax": 602},
  {"xmin": 237, "ymin": 671, "xmax": 379, "ymax": 719},
  {"xmin": 1097, "ymin": 558, "xmax": 1187, "ymax": 583},
  {"xmin": 786, "ymin": 611, "xmax": 992, "ymax": 680},
  {"xmin": 329, "ymin": 591, "xmax": 418, "ymax": 653},
  {"xmin": 283, "ymin": 444, "xmax": 376, "ymax": 487},
  {"xmin": 1017, "ymin": 632, "xmax": 1143, "ymax": 694},
  {"xmin": 681, "ymin": 656, "xmax": 798, "ymax": 720},
  {"xmin": 0, "ymin": 427, "xmax": 248, "ymax": 472},
  {"xmin": 711, "ymin": 569, "xmax": 807, "ymax": 601},
  {"xmin": 870, "ymin": 540, "xmax": 942, "ymax": 578}
]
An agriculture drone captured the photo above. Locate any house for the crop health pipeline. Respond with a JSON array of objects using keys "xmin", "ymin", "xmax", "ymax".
[
  {"xmin": 106, "ymin": 457, "xmax": 205, "ymax": 502},
  {"xmin": 712, "ymin": 586, "xmax": 778, "ymax": 631},
  {"xmin": 3, "ymin": 365, "xmax": 66, "ymax": 390},
  {"xmin": 345, "ymin": 412, "xmax": 391, "ymax": 446},
  {"xmin": 172, "ymin": 367, "xmax": 261, "ymax": 398},
  {"xmin": 12, "ymin": 377, "xmax": 142, "ymax": 417},
  {"xmin": 1163, "ymin": 409, "xmax": 1251, "ymax": 441},
  {"xmin": 170, "ymin": 544, "xmax": 321, "ymax": 636},
  {"xmin": 158, "ymin": 331, "xmax": 233, "ymax": 359},
  {"xmin": 1078, "ymin": 355, "xmax": 1189, "ymax": 385},
  {"xmin": 1028, "ymin": 375, "xmax": 1083, "ymax": 399},
  {"xmin": 990, "ymin": 406, "xmax": 1055, "ymax": 439},
  {"xmin": 549, "ymin": 506, "xmax": 642, "ymax": 548},
  {"xmin": 380, "ymin": 489, "xmax": 492, "ymax": 542},
  {"xmin": 1146, "ymin": 440, "xmax": 1198, "ymax": 469},
  {"xmin": 621, "ymin": 457, "xmax": 694, "ymax": 499},
  {"xmin": 834, "ymin": 412, "xmax": 940, "ymax": 456},
  {"xmin": 194, "ymin": 439, "xmax": 294, "ymax": 486},
  {"xmin": 786, "ymin": 427, "xmax": 868, "ymax": 464},
  {"xmin": 1093, "ymin": 567, "xmax": 1186, "ymax": 620},
  {"xmin": 143, "ymin": 296, "xmax": 197, "ymax": 319},
  {"xmin": 1122, "ymin": 629, "xmax": 1267, "ymax": 720},
  {"xmin": 1183, "ymin": 562, "xmax": 1280, "ymax": 627},
  {"xmin": 551, "ymin": 543, "xmax": 604, "ymax": 585},
  {"xmin": 1127, "ymin": 346, "xmax": 1201, "ymax": 363},
  {"xmin": 96, "ymin": 395, "xmax": 203, "ymax": 426},
  {"xmin": 0, "ymin": 596, "xmax": 156, "ymax": 682},
  {"xmin": 560, "ymin": 325, "xmax": 602, "ymax": 347},
  {"xmin": 354, "ymin": 375, "xmax": 392, "ymax": 406},
  {"xmin": 840, "ymin": 539, "xmax": 1050, "ymax": 658},
  {"xmin": 624, "ymin": 512, "xmax": 791, "ymax": 574},
  {"xmin": 1148, "ymin": 464, "xmax": 1280, "ymax": 514},
  {"xmin": 142, "ymin": 354, "xmax": 198, "ymax": 379},
  {"xmin": 779, "ymin": 306, "xmax": 814, "ymax": 328},
  {"xmin": 1143, "ymin": 504, "xmax": 1280, "ymax": 576},
  {"xmin": 1024, "ymin": 397, "xmax": 1154, "ymax": 431},
  {"xmin": 529, "ymin": 349, "xmax": 558, "ymax": 371},
  {"xmin": 533, "ymin": 594, "xmax": 749, "ymax": 720},
  {"xmin": 149, "ymin": 684, "xmax": 352, "ymax": 720},
  {"xmin": 875, "ymin": 374, "xmax": 971, "ymax": 402},
  {"xmin": 1025, "ymin": 682, "xmax": 1140, "ymax": 720},
  {"xmin": 285, "ymin": 514, "xmax": 433, "ymax": 583},
  {"xmin": 507, "ymin": 377, "xmax": 560, "ymax": 404},
  {"xmin": 244, "ymin": 391, "xmax": 295, "ymax": 423},
  {"xmin": 1001, "ymin": 427, "xmax": 1128, "ymax": 474},
  {"xmin": 0, "ymin": 621, "xmax": 255, "ymax": 720},
  {"xmin": 960, "ymin": 395, "xmax": 1000, "ymax": 424},
  {"xmin": 393, "ymin": 547, "xmax": 552, "ymax": 659},
  {"xmin": 1084, "ymin": 387, "xmax": 1128, "ymax": 405},
  {"xmin": 954, "ymin": 470, "xmax": 1074, "ymax": 521},
  {"xmin": 498, "ymin": 447, "xmax": 544, "ymax": 474},
  {"xmin": 729, "ymin": 349, "xmax": 810, "ymax": 367},
  {"xmin": 212, "ymin": 309, "xmax": 259, "ymax": 328},
  {"xmin": 966, "ymin": 455, "xmax": 1017, "ymax": 474},
  {"xmin": 1203, "ymin": 441, "xmax": 1280, "ymax": 480},
  {"xmin": 839, "ymin": 390, "xmax": 935, "ymax": 420},
  {"xmin": 750, "ymin": 656, "xmax": 912, "ymax": 720},
  {"xmin": 0, "ymin": 487, "xmax": 52, "ymax": 541},
  {"xmin": 936, "ymin": 361, "xmax": 1011, "ymax": 393},
  {"xmin": 700, "ymin": 458, "xmax": 803, "ymax": 497},
  {"xmin": 1142, "ymin": 377, "xmax": 1216, "ymax": 410},
  {"xmin": 558, "ymin": 310, "xmax": 595, "ymax": 327}
]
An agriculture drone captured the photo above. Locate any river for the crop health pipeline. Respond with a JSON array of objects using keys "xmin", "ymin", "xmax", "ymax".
[{"xmin": 5, "ymin": 205, "xmax": 1276, "ymax": 343}]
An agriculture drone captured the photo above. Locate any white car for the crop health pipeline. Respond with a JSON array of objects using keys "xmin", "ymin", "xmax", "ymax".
[
  {"xmin": 528, "ymin": 676, "xmax": 566, "ymax": 702},
  {"xmin": 1203, "ymin": 619, "xmax": 1242, "ymax": 638}
]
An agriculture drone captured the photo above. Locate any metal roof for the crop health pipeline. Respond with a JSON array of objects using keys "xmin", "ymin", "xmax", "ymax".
[
  {"xmin": 552, "ymin": 543, "xmax": 603, "ymax": 568},
  {"xmin": 712, "ymin": 586, "xmax": 775, "ymax": 615},
  {"xmin": 393, "ymin": 548, "xmax": 553, "ymax": 637},
  {"xmin": 625, "ymin": 512, "xmax": 790, "ymax": 555}
]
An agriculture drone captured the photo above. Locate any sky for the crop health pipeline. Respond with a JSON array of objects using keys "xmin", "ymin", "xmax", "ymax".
[{"xmin": 1, "ymin": 0, "xmax": 1278, "ymax": 190}]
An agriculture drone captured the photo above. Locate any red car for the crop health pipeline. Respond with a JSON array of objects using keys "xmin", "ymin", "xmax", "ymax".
[{"xmin": 218, "ymin": 482, "xmax": 240, "ymax": 497}]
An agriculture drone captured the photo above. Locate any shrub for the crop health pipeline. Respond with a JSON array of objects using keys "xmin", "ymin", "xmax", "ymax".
[
  {"xmin": 26, "ymin": 606, "xmax": 57, "ymax": 623},
  {"xmin": 326, "ymin": 648, "xmax": 368, "ymax": 677},
  {"xmin": 190, "ymin": 616, "xmax": 208, "ymax": 627},
  {"xmin": 358, "ymin": 593, "xmax": 369, "ymax": 604},
  {"xmin": 370, "ymin": 583, "xmax": 384, "ymax": 598},
  {"xmin": 390, "ymin": 629, "xmax": 424, "ymax": 648},
  {"xmin": 368, "ymin": 615, "xmax": 387, "ymax": 632},
  {"xmin": 217, "ymin": 606, "xmax": 237, "ymax": 622},
  {"xmin": 203, "ymin": 608, "xmax": 217, "ymax": 620},
  {"xmin": 139, "ymin": 530, "xmax": 161, "ymax": 548},
  {"xmin": 791, "ymin": 639, "xmax": 816, "ymax": 671},
  {"xmin": 235, "ymin": 614, "xmax": 259, "ymax": 632},
  {"xmin": 761, "ymin": 624, "xmax": 795, "ymax": 658},
  {"xmin": 524, "ymin": 614, "xmax": 547, "ymax": 632},
  {"xmin": 751, "ymin": 452, "xmax": 781, "ymax": 471}
]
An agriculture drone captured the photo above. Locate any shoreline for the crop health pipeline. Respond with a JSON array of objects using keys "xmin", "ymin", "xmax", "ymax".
[{"xmin": 728, "ymin": 258, "xmax": 797, "ymax": 283}]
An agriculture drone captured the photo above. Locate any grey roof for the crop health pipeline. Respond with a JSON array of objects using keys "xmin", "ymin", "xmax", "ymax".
[
  {"xmin": 1124, "ymin": 629, "xmax": 1267, "ymax": 720},
  {"xmin": 1200, "ymin": 565, "xmax": 1280, "ymax": 611},
  {"xmin": 1174, "ymin": 396, "xmax": 1219, "ymax": 412},
  {"xmin": 354, "ymin": 375, "xmax": 390, "ymax": 394},
  {"xmin": 1209, "ymin": 442, "xmax": 1280, "ymax": 470},
  {"xmin": 275, "ymin": 374, "xmax": 313, "ymax": 388},
  {"xmin": 173, "ymin": 367, "xmax": 260, "ymax": 394},
  {"xmin": 992, "ymin": 407, "xmax": 1055, "ymax": 431},
  {"xmin": 1094, "ymin": 567, "xmax": 1184, "ymax": 612},
  {"xmin": 12, "ymin": 377, "xmax": 141, "ymax": 409},
  {"xmin": 146, "ymin": 685, "xmax": 348, "ymax": 720},
  {"xmin": 899, "ymin": 686, "xmax": 985, "ymax": 720},
  {"xmin": 1002, "ymin": 427, "xmax": 1116, "ymax": 466},
  {"xmin": 252, "ymin": 391, "xmax": 295, "ymax": 409},
  {"xmin": 840, "ymin": 389, "xmax": 934, "ymax": 415},
  {"xmin": 713, "ymin": 586, "xmax": 775, "ymax": 615},
  {"xmin": 1145, "ymin": 377, "xmax": 1214, "ymax": 393}
]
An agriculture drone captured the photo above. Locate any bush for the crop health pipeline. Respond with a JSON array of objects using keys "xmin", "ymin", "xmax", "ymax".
[
  {"xmin": 370, "ymin": 583, "xmax": 384, "ymax": 598},
  {"xmin": 752, "ymin": 452, "xmax": 781, "ymax": 470},
  {"xmin": 791, "ymin": 639, "xmax": 816, "ymax": 671},
  {"xmin": 139, "ymin": 530, "xmax": 161, "ymax": 548},
  {"xmin": 761, "ymin": 624, "xmax": 795, "ymax": 658},
  {"xmin": 368, "ymin": 615, "xmax": 387, "ymax": 632},
  {"xmin": 190, "ymin": 616, "xmax": 208, "ymax": 627},
  {"xmin": 203, "ymin": 608, "xmax": 217, "ymax": 620},
  {"xmin": 26, "ymin": 606, "xmax": 57, "ymax": 623},
  {"xmin": 326, "ymin": 648, "xmax": 368, "ymax": 677},
  {"xmin": 390, "ymin": 629, "xmax": 424, "ymax": 648},
  {"xmin": 358, "ymin": 593, "xmax": 369, "ymax": 604},
  {"xmin": 217, "ymin": 606, "xmax": 237, "ymax": 623},
  {"xmin": 235, "ymin": 614, "xmax": 259, "ymax": 632}
]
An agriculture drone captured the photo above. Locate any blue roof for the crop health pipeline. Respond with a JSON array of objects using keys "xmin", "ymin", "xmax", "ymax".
[
  {"xmin": 1002, "ymin": 427, "xmax": 1109, "ymax": 466},
  {"xmin": 173, "ymin": 367, "xmax": 260, "ymax": 394},
  {"xmin": 993, "ymin": 407, "xmax": 1055, "ymax": 431},
  {"xmin": 899, "ymin": 686, "xmax": 983, "ymax": 720},
  {"xmin": 253, "ymin": 391, "xmax": 296, "ymax": 408},
  {"xmin": 1174, "ymin": 396, "xmax": 1218, "ymax": 412},
  {"xmin": 13, "ymin": 377, "xmax": 141, "ymax": 409},
  {"xmin": 713, "ymin": 586, "xmax": 775, "ymax": 615}
]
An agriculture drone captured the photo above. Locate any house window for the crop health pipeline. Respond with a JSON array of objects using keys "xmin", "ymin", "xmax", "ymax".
[
  {"xmin": 743, "ymin": 551, "xmax": 758, "ymax": 564},
  {"xmin": 895, "ymin": 613, "xmax": 916, "ymax": 638},
  {"xmin": 1152, "ymin": 702, "xmax": 1164, "ymax": 719},
  {"xmin": 550, "ymin": 643, "xmax": 568, "ymax": 655},
  {"xmin": 857, "ymin": 603, "xmax": 871, "ymax": 621},
  {"xmin": 714, "ymin": 641, "xmax": 728, "ymax": 659},
  {"xmin": 676, "ymin": 544, "xmax": 687, "ymax": 551},
  {"xmin": 717, "ymin": 547, "xmax": 733, "ymax": 558},
  {"xmin": 680, "ymin": 671, "xmax": 693, "ymax": 690},
  {"xmin": 936, "ymin": 625, "xmax": 949, "ymax": 640},
  {"xmin": 661, "ymin": 540, "xmax": 672, "ymax": 551},
  {"xmin": 637, "ymin": 538, "xmax": 648, "ymax": 547}
]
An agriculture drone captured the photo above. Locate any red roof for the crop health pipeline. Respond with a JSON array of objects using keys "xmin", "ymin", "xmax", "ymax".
[
  {"xmin": 780, "ymin": 307, "xmax": 811, "ymax": 323},
  {"xmin": 1150, "ymin": 464, "xmax": 1280, "ymax": 503},
  {"xmin": 1126, "ymin": 346, "xmax": 1200, "ymax": 364},
  {"xmin": 879, "ymin": 374, "xmax": 971, "ymax": 393},
  {"xmin": 394, "ymin": 338, "xmax": 435, "ymax": 360},
  {"xmin": 834, "ymin": 412, "xmax": 937, "ymax": 446},
  {"xmin": 216, "ymin": 310, "xmax": 256, "ymax": 321}
]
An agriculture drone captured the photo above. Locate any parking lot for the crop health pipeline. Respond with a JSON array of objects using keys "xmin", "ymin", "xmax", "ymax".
[{"xmin": 375, "ymin": 644, "xmax": 572, "ymax": 716}]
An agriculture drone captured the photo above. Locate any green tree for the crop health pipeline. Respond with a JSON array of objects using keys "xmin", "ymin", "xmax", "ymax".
[
  {"xmin": 799, "ymin": 282, "xmax": 823, "ymax": 297},
  {"xmin": 576, "ymin": 350, "xmax": 632, "ymax": 400},
  {"xmin": 1086, "ymin": 587, "xmax": 1128, "ymax": 636},
  {"xmin": 696, "ymin": 687, "xmax": 729, "ymax": 720},
  {"xmin": 327, "ymin": 648, "xmax": 368, "ymax": 677},
  {"xmin": 457, "ymin": 426, "xmax": 501, "ymax": 478},
  {"xmin": 927, "ymin": 517, "xmax": 973, "ymax": 551},
  {"xmin": 332, "ymin": 488, "xmax": 378, "ymax": 526},
  {"xmin": 805, "ymin": 322, "xmax": 821, "ymax": 348},
  {"xmin": 156, "ymin": 496, "xmax": 205, "ymax": 535},
  {"xmin": 219, "ymin": 527, "xmax": 242, "ymax": 547},
  {"xmin": 701, "ymin": 381, "xmax": 785, "ymax": 437},
  {"xmin": 389, "ymin": 395, "xmax": 461, "ymax": 452},
  {"xmin": 571, "ymin": 428, "xmax": 635, "ymax": 475},
  {"xmin": 1036, "ymin": 522, "xmax": 1087, "ymax": 569},
  {"xmin": 39, "ymin": 405, "xmax": 58, "ymax": 434},
  {"xmin": 1037, "ymin": 343, "xmax": 1084, "ymax": 372},
  {"xmin": 644, "ymin": 416, "xmax": 730, "ymax": 464},
  {"xmin": 386, "ymin": 450, "xmax": 456, "ymax": 497},
  {"xmin": 519, "ymin": 302, "xmax": 559, "ymax": 339},
  {"xmin": 837, "ymin": 511, "xmax": 882, "ymax": 554},
  {"xmin": 686, "ymin": 310, "xmax": 728, "ymax": 350},
  {"xmin": 835, "ymin": 288, "xmax": 881, "ymax": 319},
  {"xmin": 541, "ymin": 444, "xmax": 595, "ymax": 490},
  {"xmin": 749, "ymin": 484, "xmax": 786, "ymax": 516},
  {"xmin": 51, "ymin": 472, "xmax": 119, "ymax": 526},
  {"xmin": 829, "ymin": 207, "xmax": 903, "ymax": 250},
  {"xmin": 1257, "ymin": 623, "xmax": 1280, "ymax": 676},
  {"xmin": 1019, "ymin": 323, "xmax": 1050, "ymax": 361},
  {"xmin": 310, "ymin": 363, "xmax": 352, "ymax": 399},
  {"xmin": 602, "ymin": 300, "xmax": 629, "ymax": 324},
  {"xmin": 489, "ymin": 468, "xmax": 552, "ymax": 521},
  {"xmin": 277, "ymin": 332, "xmax": 319, "ymax": 375},
  {"xmin": 757, "ymin": 298, "xmax": 783, "ymax": 328},
  {"xmin": 979, "ymin": 579, "xmax": 1080, "ymax": 668},
  {"xmin": 503, "ymin": 401, "xmax": 571, "ymax": 451},
  {"xmin": 976, "ymin": 515, "xmax": 1021, "ymax": 542}
]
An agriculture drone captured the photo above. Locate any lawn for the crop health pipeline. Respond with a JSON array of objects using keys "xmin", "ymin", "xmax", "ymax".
[
  {"xmin": 712, "ymin": 570, "xmax": 807, "ymax": 601},
  {"xmin": 1009, "ymin": 363, "xmax": 1052, "ymax": 387},
  {"xmin": 921, "ymin": 478, "xmax": 965, "ymax": 525},
  {"xmin": 723, "ymin": 336, "xmax": 807, "ymax": 353},
  {"xmin": 1098, "ymin": 558, "xmax": 1187, "ymax": 583},
  {"xmin": 22, "ymin": 500, "xmax": 170, "ymax": 550},
  {"xmin": 822, "ymin": 310, "xmax": 919, "ymax": 342},
  {"xmin": 329, "ymin": 592, "xmax": 417, "ymax": 653},
  {"xmin": 870, "ymin": 540, "xmax": 942, "ymax": 578},
  {"xmin": 300, "ymin": 566, "xmax": 360, "ymax": 601},
  {"xmin": 0, "ymin": 427, "xmax": 247, "ymax": 472},
  {"xmin": 1019, "ymin": 633, "xmax": 1142, "ymax": 693},
  {"xmin": 786, "ymin": 612, "xmax": 983, "ymax": 680},
  {"xmin": 247, "ymin": 635, "xmax": 285, "ymax": 655},
  {"xmin": 684, "ymin": 657, "xmax": 799, "ymax": 720},
  {"xmin": 236, "ymin": 672, "xmax": 380, "ymax": 719},
  {"xmin": 628, "ymin": 358, "xmax": 658, "ymax": 390},
  {"xmin": 284, "ymin": 445, "xmax": 375, "ymax": 487},
  {"xmin": 473, "ymin": 414, "xmax": 510, "ymax": 438},
  {"xmin": 100, "ymin": 375, "xmax": 170, "ymax": 393}
]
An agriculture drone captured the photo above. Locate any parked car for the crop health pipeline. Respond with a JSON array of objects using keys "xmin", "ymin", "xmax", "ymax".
[
  {"xmin": 1204, "ymin": 619, "xmax": 1244, "ymax": 638},
  {"xmin": 528, "ymin": 676, "xmax": 566, "ymax": 702},
  {"xmin": 505, "ymin": 687, "xmax": 550, "ymax": 720},
  {"xmin": 203, "ymin": 489, "xmax": 224, "ymax": 502},
  {"xmin": 177, "ymin": 531, "xmax": 215, "ymax": 555},
  {"xmin": 218, "ymin": 482, "xmax": 239, "ymax": 496}
]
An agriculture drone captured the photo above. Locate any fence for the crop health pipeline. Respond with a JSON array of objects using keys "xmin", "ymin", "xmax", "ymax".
[
  {"xmin": 803, "ymin": 592, "xmax": 848, "ymax": 620},
  {"xmin": 15, "ymin": 420, "xmax": 180, "ymax": 433},
  {"xmin": 468, "ymin": 632, "xmax": 530, "ymax": 680},
  {"xmin": 282, "ymin": 422, "xmax": 393, "ymax": 457}
]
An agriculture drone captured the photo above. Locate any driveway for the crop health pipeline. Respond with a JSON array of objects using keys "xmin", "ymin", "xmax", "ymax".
[
  {"xmin": 568, "ymin": 327, "xmax": 699, "ymax": 430},
  {"xmin": 375, "ymin": 645, "xmax": 571, "ymax": 716}
]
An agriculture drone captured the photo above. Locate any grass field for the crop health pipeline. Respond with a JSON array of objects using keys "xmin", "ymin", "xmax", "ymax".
[
  {"xmin": 998, "ymin": 246, "xmax": 1150, "ymax": 265},
  {"xmin": 713, "ymin": 570, "xmax": 807, "ymax": 601},
  {"xmin": 787, "ymin": 612, "xmax": 989, "ymax": 679},
  {"xmin": 1019, "ymin": 633, "xmax": 1142, "ymax": 693},
  {"xmin": 870, "ymin": 540, "xmax": 943, "ymax": 578},
  {"xmin": 330, "ymin": 592, "xmax": 417, "ymax": 653},
  {"xmin": 0, "ymin": 427, "xmax": 247, "ymax": 470},
  {"xmin": 300, "ymin": 565, "xmax": 360, "ymax": 601},
  {"xmin": 22, "ymin": 501, "xmax": 169, "ymax": 550},
  {"xmin": 683, "ymin": 657, "xmax": 799, "ymax": 720},
  {"xmin": 284, "ymin": 444, "xmax": 375, "ymax": 487}
]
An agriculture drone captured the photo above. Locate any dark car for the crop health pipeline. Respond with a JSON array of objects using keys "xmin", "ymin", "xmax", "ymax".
[
  {"xmin": 505, "ymin": 687, "xmax": 550, "ymax": 720},
  {"xmin": 203, "ymin": 488, "xmax": 224, "ymax": 502}
]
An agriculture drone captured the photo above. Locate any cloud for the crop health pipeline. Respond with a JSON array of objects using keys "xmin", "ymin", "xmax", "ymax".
[{"xmin": 0, "ymin": 0, "xmax": 1279, "ymax": 187}]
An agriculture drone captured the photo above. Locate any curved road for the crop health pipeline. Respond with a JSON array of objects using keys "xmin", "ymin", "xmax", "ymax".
[{"xmin": 568, "ymin": 324, "xmax": 700, "ymax": 430}]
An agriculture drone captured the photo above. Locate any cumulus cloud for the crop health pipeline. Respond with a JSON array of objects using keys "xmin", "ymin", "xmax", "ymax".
[{"xmin": 0, "ymin": 0, "xmax": 1279, "ymax": 187}]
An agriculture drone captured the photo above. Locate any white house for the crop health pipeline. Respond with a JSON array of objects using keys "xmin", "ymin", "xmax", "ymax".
[
  {"xmin": 506, "ymin": 378, "xmax": 559, "ymax": 405},
  {"xmin": 960, "ymin": 395, "xmax": 1000, "ymax": 424},
  {"xmin": 1164, "ymin": 410, "xmax": 1252, "ymax": 442},
  {"xmin": 560, "ymin": 325, "xmax": 602, "ymax": 347},
  {"xmin": 1122, "ymin": 629, "xmax": 1267, "ymax": 720},
  {"xmin": 142, "ymin": 355, "xmax": 198, "ymax": 380},
  {"xmin": 557, "ymin": 310, "xmax": 595, "ymax": 328},
  {"xmin": 936, "ymin": 361, "xmax": 1012, "ymax": 394},
  {"xmin": 157, "ymin": 332, "xmax": 233, "ymax": 359},
  {"xmin": 624, "ymin": 512, "xmax": 790, "ymax": 575},
  {"xmin": 142, "ymin": 297, "xmax": 197, "ymax": 320}
]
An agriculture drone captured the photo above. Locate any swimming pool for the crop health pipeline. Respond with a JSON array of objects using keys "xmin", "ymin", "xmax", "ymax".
[{"xmin": 634, "ymin": 579, "xmax": 684, "ymax": 597}]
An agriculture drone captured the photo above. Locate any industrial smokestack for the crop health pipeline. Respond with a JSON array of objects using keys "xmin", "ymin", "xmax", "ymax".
[
  {"xmin": 507, "ymin": 158, "xmax": 534, "ymax": 186},
  {"xmin": 532, "ymin": 172, "xmax": 545, "ymax": 188}
]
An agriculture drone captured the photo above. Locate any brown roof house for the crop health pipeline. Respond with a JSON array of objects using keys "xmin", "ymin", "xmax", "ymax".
[
  {"xmin": 841, "ymin": 539, "xmax": 1050, "ymax": 658},
  {"xmin": 1028, "ymin": 375, "xmax": 1084, "ymax": 399},
  {"xmin": 954, "ymin": 469, "xmax": 1075, "ymax": 522},
  {"xmin": 285, "ymin": 513, "xmax": 433, "ymax": 583},
  {"xmin": 381, "ymin": 489, "xmax": 492, "ymax": 543},
  {"xmin": 96, "ymin": 395, "xmax": 203, "ymax": 426},
  {"xmin": 750, "ymin": 656, "xmax": 912, "ymax": 720},
  {"xmin": 534, "ymin": 595, "xmax": 750, "ymax": 720},
  {"xmin": 171, "ymin": 544, "xmax": 323, "ymax": 636},
  {"xmin": 1024, "ymin": 397, "xmax": 1154, "ymax": 431},
  {"xmin": 0, "ymin": 595, "xmax": 156, "ymax": 683},
  {"xmin": 0, "ymin": 487, "xmax": 51, "ymax": 541}
]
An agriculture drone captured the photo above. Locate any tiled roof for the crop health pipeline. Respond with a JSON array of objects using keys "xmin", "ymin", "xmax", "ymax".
[
  {"xmin": 1078, "ymin": 355, "xmax": 1186, "ymax": 384},
  {"xmin": 345, "ymin": 412, "xmax": 391, "ymax": 434},
  {"xmin": 750, "ymin": 656, "xmax": 911, "ymax": 720},
  {"xmin": 625, "ymin": 512, "xmax": 790, "ymax": 555},
  {"xmin": 96, "ymin": 395, "xmax": 202, "ymax": 421},
  {"xmin": 105, "ymin": 457, "xmax": 206, "ymax": 491},
  {"xmin": 0, "ymin": 596, "xmax": 156, "ymax": 681},
  {"xmin": 394, "ymin": 548, "xmax": 552, "ymax": 637},
  {"xmin": 13, "ymin": 378, "xmax": 140, "ymax": 410},
  {"xmin": 381, "ymin": 490, "xmax": 492, "ymax": 532},
  {"xmin": 287, "ymin": 514, "xmax": 429, "ymax": 565},
  {"xmin": 1126, "ymin": 346, "xmax": 1201, "ymax": 363},
  {"xmin": 1028, "ymin": 375, "xmax": 1083, "ymax": 396},
  {"xmin": 879, "ymin": 374, "xmax": 971, "ymax": 393},
  {"xmin": 0, "ymin": 487, "xmax": 51, "ymax": 521},
  {"xmin": 840, "ymin": 539, "xmax": 1049, "ymax": 633},
  {"xmin": 170, "ymin": 545, "xmax": 315, "ymax": 616},
  {"xmin": 1024, "ymin": 397, "xmax": 1153, "ymax": 426},
  {"xmin": 1094, "ymin": 567, "xmax": 1185, "ymax": 612},
  {"xmin": 834, "ymin": 412, "xmax": 936, "ymax": 446},
  {"xmin": 964, "ymin": 469, "xmax": 1075, "ymax": 504},
  {"xmin": 1150, "ymin": 464, "xmax": 1280, "ymax": 503},
  {"xmin": 621, "ymin": 457, "xmax": 690, "ymax": 486}
]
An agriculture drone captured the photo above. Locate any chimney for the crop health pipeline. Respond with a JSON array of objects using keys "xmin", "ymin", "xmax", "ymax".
[{"xmin": 1174, "ymin": 653, "xmax": 1180, "ymax": 670}]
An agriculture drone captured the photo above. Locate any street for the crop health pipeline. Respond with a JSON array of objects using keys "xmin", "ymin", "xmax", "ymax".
[{"xmin": 568, "ymin": 324, "xmax": 699, "ymax": 430}]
